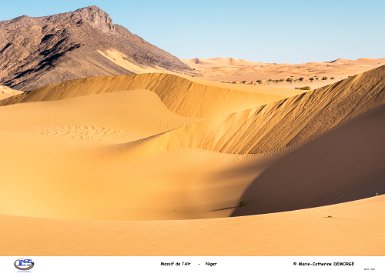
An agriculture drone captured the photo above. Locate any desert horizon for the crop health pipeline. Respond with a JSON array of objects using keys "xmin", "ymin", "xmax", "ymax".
[{"xmin": 0, "ymin": 2, "xmax": 385, "ymax": 260}]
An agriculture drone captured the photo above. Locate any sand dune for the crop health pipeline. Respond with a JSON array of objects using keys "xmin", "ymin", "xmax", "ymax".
[
  {"xmin": 0, "ymin": 83, "xmax": 269, "ymax": 220},
  {"xmin": 0, "ymin": 89, "xmax": 195, "ymax": 144},
  {"xmin": 126, "ymin": 65, "xmax": 385, "ymax": 154},
  {"xmin": 233, "ymin": 102, "xmax": 385, "ymax": 216},
  {"xmin": 0, "ymin": 65, "xmax": 384, "ymax": 254},
  {"xmin": 0, "ymin": 130, "xmax": 262, "ymax": 219},
  {"xmin": 1, "ymin": 73, "xmax": 298, "ymax": 118},
  {"xmin": 1, "ymin": 68, "xmax": 384, "ymax": 220}
]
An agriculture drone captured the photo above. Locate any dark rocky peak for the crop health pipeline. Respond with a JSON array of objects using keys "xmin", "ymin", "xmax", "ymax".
[{"xmin": 69, "ymin": 6, "xmax": 114, "ymax": 33}]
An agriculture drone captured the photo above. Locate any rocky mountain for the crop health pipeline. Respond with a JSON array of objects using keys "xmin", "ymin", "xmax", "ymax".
[{"xmin": 0, "ymin": 6, "xmax": 191, "ymax": 90}]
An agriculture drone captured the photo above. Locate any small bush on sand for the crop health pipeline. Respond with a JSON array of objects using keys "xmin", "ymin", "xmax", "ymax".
[
  {"xmin": 238, "ymin": 200, "xmax": 246, "ymax": 208},
  {"xmin": 296, "ymin": 86, "xmax": 311, "ymax": 90}
]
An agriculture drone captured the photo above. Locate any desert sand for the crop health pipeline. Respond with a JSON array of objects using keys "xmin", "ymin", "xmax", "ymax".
[
  {"xmin": 0, "ymin": 195, "xmax": 384, "ymax": 256},
  {"xmin": 0, "ymin": 74, "xmax": 294, "ymax": 220},
  {"xmin": 184, "ymin": 57, "xmax": 385, "ymax": 89},
  {"xmin": 0, "ymin": 66, "xmax": 384, "ymax": 255},
  {"xmin": 0, "ymin": 85, "xmax": 22, "ymax": 100}
]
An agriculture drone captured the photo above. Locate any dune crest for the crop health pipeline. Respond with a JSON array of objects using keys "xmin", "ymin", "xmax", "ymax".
[
  {"xmin": 1, "ymin": 73, "xmax": 297, "ymax": 118},
  {"xmin": 124, "ymin": 65, "xmax": 385, "ymax": 154}
]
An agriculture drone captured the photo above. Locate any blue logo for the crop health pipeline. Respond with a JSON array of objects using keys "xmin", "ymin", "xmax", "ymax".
[{"xmin": 14, "ymin": 258, "xmax": 34, "ymax": 271}]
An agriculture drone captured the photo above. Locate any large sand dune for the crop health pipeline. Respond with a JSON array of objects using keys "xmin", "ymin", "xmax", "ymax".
[
  {"xmin": 0, "ymin": 74, "xmax": 292, "ymax": 220},
  {"xmin": 0, "ymin": 66, "xmax": 384, "ymax": 254},
  {"xmin": 233, "ymin": 102, "xmax": 385, "ymax": 216},
  {"xmin": 118, "ymin": 65, "xmax": 385, "ymax": 154}
]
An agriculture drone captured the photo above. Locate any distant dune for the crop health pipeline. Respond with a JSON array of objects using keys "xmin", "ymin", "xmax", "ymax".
[{"xmin": 185, "ymin": 57, "xmax": 385, "ymax": 89}]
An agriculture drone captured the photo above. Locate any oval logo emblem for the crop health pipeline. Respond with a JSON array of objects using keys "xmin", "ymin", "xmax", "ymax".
[{"xmin": 14, "ymin": 258, "xmax": 34, "ymax": 271}]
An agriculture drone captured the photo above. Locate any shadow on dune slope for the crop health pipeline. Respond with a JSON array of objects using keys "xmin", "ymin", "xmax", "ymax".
[{"xmin": 232, "ymin": 103, "xmax": 385, "ymax": 217}]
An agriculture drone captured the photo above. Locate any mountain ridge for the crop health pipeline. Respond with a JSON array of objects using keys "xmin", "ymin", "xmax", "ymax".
[{"xmin": 0, "ymin": 6, "xmax": 191, "ymax": 90}]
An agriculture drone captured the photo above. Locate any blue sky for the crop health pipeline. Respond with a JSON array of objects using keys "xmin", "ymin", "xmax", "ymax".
[{"xmin": 0, "ymin": 0, "xmax": 384, "ymax": 63}]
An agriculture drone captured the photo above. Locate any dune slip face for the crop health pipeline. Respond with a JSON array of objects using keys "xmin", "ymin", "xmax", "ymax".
[{"xmin": 0, "ymin": 64, "xmax": 385, "ymax": 254}]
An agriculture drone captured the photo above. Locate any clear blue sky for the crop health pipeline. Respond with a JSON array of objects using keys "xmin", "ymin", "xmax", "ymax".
[{"xmin": 1, "ymin": 0, "xmax": 384, "ymax": 63}]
